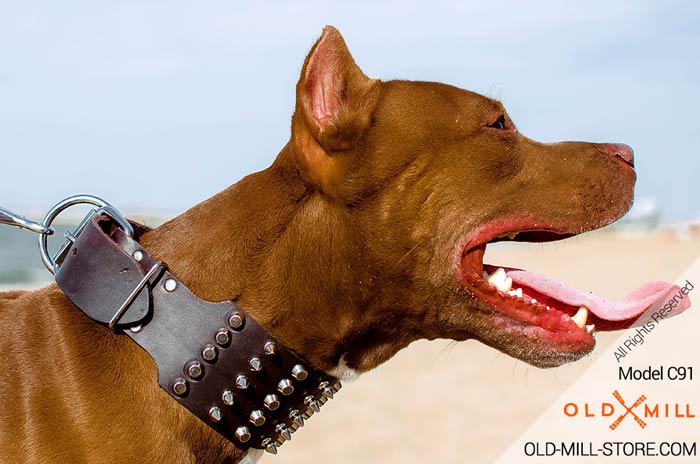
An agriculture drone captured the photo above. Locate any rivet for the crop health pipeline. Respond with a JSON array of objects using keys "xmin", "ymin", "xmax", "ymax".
[
  {"xmin": 263, "ymin": 393, "xmax": 280, "ymax": 411},
  {"xmin": 290, "ymin": 410, "xmax": 304, "ymax": 427},
  {"xmin": 235, "ymin": 374, "xmax": 249, "ymax": 390},
  {"xmin": 214, "ymin": 329, "xmax": 230, "ymax": 346},
  {"xmin": 249, "ymin": 409, "xmax": 266, "ymax": 426},
  {"xmin": 276, "ymin": 423, "xmax": 292, "ymax": 441},
  {"xmin": 222, "ymin": 390, "xmax": 235, "ymax": 406},
  {"xmin": 132, "ymin": 250, "xmax": 143, "ymax": 262},
  {"xmin": 249, "ymin": 357, "xmax": 262, "ymax": 372},
  {"xmin": 235, "ymin": 426, "xmax": 251, "ymax": 443},
  {"xmin": 277, "ymin": 378, "xmax": 294, "ymax": 396},
  {"xmin": 171, "ymin": 377, "xmax": 188, "ymax": 396},
  {"xmin": 263, "ymin": 341, "xmax": 277, "ymax": 356},
  {"xmin": 129, "ymin": 324, "xmax": 142, "ymax": 333},
  {"xmin": 202, "ymin": 344, "xmax": 218, "ymax": 362},
  {"xmin": 291, "ymin": 364, "xmax": 308, "ymax": 381},
  {"xmin": 209, "ymin": 406, "xmax": 222, "ymax": 422},
  {"xmin": 164, "ymin": 278, "xmax": 177, "ymax": 292},
  {"xmin": 186, "ymin": 361, "xmax": 204, "ymax": 380},
  {"xmin": 228, "ymin": 312, "xmax": 245, "ymax": 330},
  {"xmin": 305, "ymin": 395, "xmax": 320, "ymax": 412}
]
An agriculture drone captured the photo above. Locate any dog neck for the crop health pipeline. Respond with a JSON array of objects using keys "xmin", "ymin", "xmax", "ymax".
[{"xmin": 138, "ymin": 144, "xmax": 391, "ymax": 377}]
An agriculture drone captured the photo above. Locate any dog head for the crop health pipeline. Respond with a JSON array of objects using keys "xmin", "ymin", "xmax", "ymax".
[{"xmin": 254, "ymin": 26, "xmax": 675, "ymax": 374}]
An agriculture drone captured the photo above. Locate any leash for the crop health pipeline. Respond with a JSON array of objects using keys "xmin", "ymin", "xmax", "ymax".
[{"xmin": 0, "ymin": 195, "xmax": 341, "ymax": 455}]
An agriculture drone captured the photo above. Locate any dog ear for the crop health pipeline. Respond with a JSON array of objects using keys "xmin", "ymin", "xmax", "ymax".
[{"xmin": 291, "ymin": 26, "xmax": 380, "ymax": 192}]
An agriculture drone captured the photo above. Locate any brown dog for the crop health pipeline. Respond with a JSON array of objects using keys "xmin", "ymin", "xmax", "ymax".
[{"xmin": 0, "ymin": 26, "xmax": 676, "ymax": 463}]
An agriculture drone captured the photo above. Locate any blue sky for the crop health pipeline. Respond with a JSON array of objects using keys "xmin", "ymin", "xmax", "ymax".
[{"xmin": 1, "ymin": 1, "xmax": 698, "ymax": 220}]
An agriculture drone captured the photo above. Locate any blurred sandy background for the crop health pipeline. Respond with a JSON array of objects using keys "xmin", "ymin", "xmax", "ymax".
[{"xmin": 1, "ymin": 228, "xmax": 698, "ymax": 463}]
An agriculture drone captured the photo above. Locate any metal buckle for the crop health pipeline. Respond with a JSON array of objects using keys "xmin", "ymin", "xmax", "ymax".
[{"xmin": 39, "ymin": 195, "xmax": 134, "ymax": 274}]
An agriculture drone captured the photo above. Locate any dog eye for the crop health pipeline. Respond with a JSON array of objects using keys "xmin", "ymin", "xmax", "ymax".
[{"xmin": 488, "ymin": 116, "xmax": 506, "ymax": 130}]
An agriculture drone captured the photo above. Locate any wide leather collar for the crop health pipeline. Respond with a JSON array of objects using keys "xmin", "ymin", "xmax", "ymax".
[{"xmin": 53, "ymin": 213, "xmax": 341, "ymax": 455}]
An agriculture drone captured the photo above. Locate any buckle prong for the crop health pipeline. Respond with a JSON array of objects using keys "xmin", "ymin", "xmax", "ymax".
[{"xmin": 108, "ymin": 261, "xmax": 165, "ymax": 330}]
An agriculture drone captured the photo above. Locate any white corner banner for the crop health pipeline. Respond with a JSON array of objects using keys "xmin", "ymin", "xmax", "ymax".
[{"xmin": 496, "ymin": 258, "xmax": 699, "ymax": 463}]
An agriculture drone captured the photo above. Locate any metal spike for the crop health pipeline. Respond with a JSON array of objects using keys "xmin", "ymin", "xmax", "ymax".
[
  {"xmin": 209, "ymin": 406, "xmax": 222, "ymax": 422},
  {"xmin": 249, "ymin": 409, "xmax": 266, "ymax": 426},
  {"xmin": 265, "ymin": 444, "xmax": 278, "ymax": 455},
  {"xmin": 228, "ymin": 312, "xmax": 245, "ymax": 330},
  {"xmin": 249, "ymin": 357, "xmax": 262, "ymax": 372},
  {"xmin": 171, "ymin": 377, "xmax": 188, "ymax": 396},
  {"xmin": 304, "ymin": 395, "xmax": 320, "ymax": 412},
  {"xmin": 235, "ymin": 374, "xmax": 249, "ymax": 390},
  {"xmin": 277, "ymin": 378, "xmax": 294, "ymax": 396},
  {"xmin": 235, "ymin": 426, "xmax": 251, "ymax": 443},
  {"xmin": 290, "ymin": 410, "xmax": 304, "ymax": 427},
  {"xmin": 291, "ymin": 364, "xmax": 308, "ymax": 381},
  {"xmin": 322, "ymin": 386, "xmax": 334, "ymax": 399},
  {"xmin": 215, "ymin": 328, "xmax": 230, "ymax": 346},
  {"xmin": 263, "ymin": 341, "xmax": 277, "ymax": 356},
  {"xmin": 263, "ymin": 394, "xmax": 280, "ymax": 411},
  {"xmin": 221, "ymin": 390, "xmax": 235, "ymax": 406},
  {"xmin": 276, "ymin": 424, "xmax": 292, "ymax": 441},
  {"xmin": 201, "ymin": 344, "xmax": 218, "ymax": 362}
]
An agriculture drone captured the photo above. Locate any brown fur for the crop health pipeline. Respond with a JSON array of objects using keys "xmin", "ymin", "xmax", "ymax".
[{"xmin": 0, "ymin": 26, "xmax": 635, "ymax": 462}]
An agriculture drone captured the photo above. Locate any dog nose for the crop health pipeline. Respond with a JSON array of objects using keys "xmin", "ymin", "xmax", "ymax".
[{"xmin": 601, "ymin": 143, "xmax": 634, "ymax": 167}]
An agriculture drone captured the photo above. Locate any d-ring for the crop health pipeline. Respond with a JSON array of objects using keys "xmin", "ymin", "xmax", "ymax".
[{"xmin": 39, "ymin": 195, "xmax": 134, "ymax": 274}]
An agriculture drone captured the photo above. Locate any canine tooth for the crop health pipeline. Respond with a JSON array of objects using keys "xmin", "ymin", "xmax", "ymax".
[
  {"xmin": 571, "ymin": 306, "xmax": 589, "ymax": 329},
  {"xmin": 586, "ymin": 324, "xmax": 596, "ymax": 334},
  {"xmin": 514, "ymin": 288, "xmax": 523, "ymax": 298},
  {"xmin": 498, "ymin": 277, "xmax": 513, "ymax": 293},
  {"xmin": 487, "ymin": 268, "xmax": 506, "ymax": 286}
]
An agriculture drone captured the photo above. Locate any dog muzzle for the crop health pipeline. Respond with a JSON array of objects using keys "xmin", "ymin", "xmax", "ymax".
[{"xmin": 24, "ymin": 195, "xmax": 341, "ymax": 455}]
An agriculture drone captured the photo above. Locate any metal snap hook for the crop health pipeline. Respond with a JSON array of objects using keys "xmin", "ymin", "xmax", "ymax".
[{"xmin": 0, "ymin": 207, "xmax": 54, "ymax": 235}]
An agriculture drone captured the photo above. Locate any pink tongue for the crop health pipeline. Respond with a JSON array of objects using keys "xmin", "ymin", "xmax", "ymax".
[{"xmin": 506, "ymin": 269, "xmax": 689, "ymax": 321}]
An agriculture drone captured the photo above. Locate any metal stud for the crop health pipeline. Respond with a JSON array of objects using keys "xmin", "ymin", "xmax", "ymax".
[
  {"xmin": 291, "ymin": 364, "xmax": 308, "ymax": 381},
  {"xmin": 322, "ymin": 386, "xmax": 334, "ymax": 399},
  {"xmin": 186, "ymin": 361, "xmax": 204, "ymax": 380},
  {"xmin": 277, "ymin": 378, "xmax": 294, "ymax": 396},
  {"xmin": 202, "ymin": 344, "xmax": 218, "ymax": 362},
  {"xmin": 305, "ymin": 395, "xmax": 320, "ymax": 412},
  {"xmin": 209, "ymin": 406, "xmax": 222, "ymax": 422},
  {"xmin": 263, "ymin": 439, "xmax": 277, "ymax": 455},
  {"xmin": 132, "ymin": 250, "xmax": 143, "ymax": 262},
  {"xmin": 171, "ymin": 377, "xmax": 188, "ymax": 396},
  {"xmin": 228, "ymin": 312, "xmax": 245, "ymax": 330},
  {"xmin": 235, "ymin": 426, "xmax": 251, "ymax": 443},
  {"xmin": 290, "ymin": 410, "xmax": 304, "ymax": 427},
  {"xmin": 214, "ymin": 328, "xmax": 230, "ymax": 346},
  {"xmin": 164, "ymin": 278, "xmax": 177, "ymax": 292},
  {"xmin": 235, "ymin": 375, "xmax": 249, "ymax": 390},
  {"xmin": 263, "ymin": 341, "xmax": 277, "ymax": 356},
  {"xmin": 221, "ymin": 390, "xmax": 235, "ymax": 406},
  {"xmin": 263, "ymin": 393, "xmax": 280, "ymax": 411},
  {"xmin": 249, "ymin": 409, "xmax": 266, "ymax": 426},
  {"xmin": 276, "ymin": 423, "xmax": 292, "ymax": 441},
  {"xmin": 249, "ymin": 357, "xmax": 262, "ymax": 372}
]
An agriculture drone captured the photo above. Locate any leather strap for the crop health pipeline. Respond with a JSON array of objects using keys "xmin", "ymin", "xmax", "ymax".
[{"xmin": 55, "ymin": 215, "xmax": 340, "ymax": 453}]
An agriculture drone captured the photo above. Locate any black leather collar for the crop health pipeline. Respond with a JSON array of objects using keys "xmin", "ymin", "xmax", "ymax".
[{"xmin": 53, "ymin": 213, "xmax": 341, "ymax": 455}]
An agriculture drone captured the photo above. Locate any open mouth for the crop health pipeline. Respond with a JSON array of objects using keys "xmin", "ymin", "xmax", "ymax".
[{"xmin": 458, "ymin": 220, "xmax": 689, "ymax": 360}]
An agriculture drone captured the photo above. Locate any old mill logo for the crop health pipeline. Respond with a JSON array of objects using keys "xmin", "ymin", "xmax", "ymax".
[{"xmin": 563, "ymin": 390, "xmax": 695, "ymax": 429}]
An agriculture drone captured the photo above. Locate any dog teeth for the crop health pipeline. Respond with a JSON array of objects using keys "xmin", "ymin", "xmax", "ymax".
[
  {"xmin": 586, "ymin": 324, "xmax": 596, "ymax": 334},
  {"xmin": 507, "ymin": 232, "xmax": 517, "ymax": 240},
  {"xmin": 507, "ymin": 288, "xmax": 523, "ymax": 298},
  {"xmin": 486, "ymin": 267, "xmax": 512, "ymax": 293},
  {"xmin": 530, "ymin": 298, "xmax": 537, "ymax": 304},
  {"xmin": 571, "ymin": 306, "xmax": 589, "ymax": 329}
]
